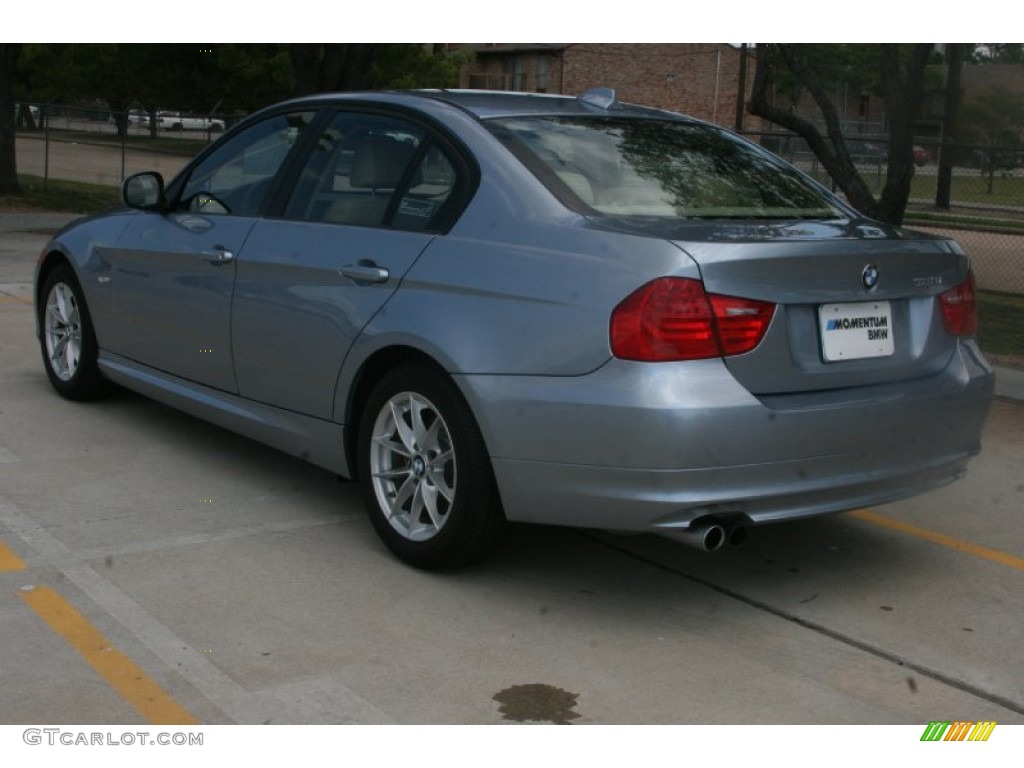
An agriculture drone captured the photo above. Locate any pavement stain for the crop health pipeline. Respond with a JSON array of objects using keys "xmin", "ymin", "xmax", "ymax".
[{"xmin": 493, "ymin": 684, "xmax": 581, "ymax": 725}]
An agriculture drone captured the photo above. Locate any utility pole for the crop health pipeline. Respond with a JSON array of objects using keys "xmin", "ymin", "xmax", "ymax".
[{"xmin": 734, "ymin": 44, "xmax": 749, "ymax": 133}]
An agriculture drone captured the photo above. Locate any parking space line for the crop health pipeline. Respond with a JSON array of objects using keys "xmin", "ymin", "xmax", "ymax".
[
  {"xmin": 1, "ymin": 496, "xmax": 271, "ymax": 723},
  {"xmin": 20, "ymin": 584, "xmax": 199, "ymax": 725},
  {"xmin": 852, "ymin": 509, "xmax": 1024, "ymax": 572},
  {"xmin": 0, "ymin": 538, "xmax": 27, "ymax": 571}
]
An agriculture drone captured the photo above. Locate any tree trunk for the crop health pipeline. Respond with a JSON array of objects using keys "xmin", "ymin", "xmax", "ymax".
[
  {"xmin": 748, "ymin": 43, "xmax": 932, "ymax": 226},
  {"xmin": 747, "ymin": 45, "xmax": 878, "ymax": 216},
  {"xmin": 935, "ymin": 43, "xmax": 964, "ymax": 209},
  {"xmin": 0, "ymin": 44, "xmax": 22, "ymax": 195}
]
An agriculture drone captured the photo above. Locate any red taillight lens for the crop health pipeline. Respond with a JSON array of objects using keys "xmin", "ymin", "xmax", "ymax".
[
  {"xmin": 610, "ymin": 277, "xmax": 775, "ymax": 361},
  {"xmin": 938, "ymin": 271, "xmax": 978, "ymax": 336}
]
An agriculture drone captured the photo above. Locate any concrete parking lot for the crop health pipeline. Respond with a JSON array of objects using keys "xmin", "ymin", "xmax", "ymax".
[{"xmin": 1, "ymin": 221, "xmax": 1022, "ymax": 725}]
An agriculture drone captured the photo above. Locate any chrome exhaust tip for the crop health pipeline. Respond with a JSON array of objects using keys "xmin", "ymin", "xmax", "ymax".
[{"xmin": 668, "ymin": 522, "xmax": 727, "ymax": 552}]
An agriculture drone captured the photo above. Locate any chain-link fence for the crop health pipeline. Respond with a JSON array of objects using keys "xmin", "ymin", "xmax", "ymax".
[
  {"xmin": 747, "ymin": 130, "xmax": 1024, "ymax": 294},
  {"xmin": 13, "ymin": 103, "xmax": 234, "ymax": 188}
]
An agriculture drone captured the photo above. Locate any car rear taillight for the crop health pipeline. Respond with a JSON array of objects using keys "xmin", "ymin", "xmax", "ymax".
[
  {"xmin": 938, "ymin": 271, "xmax": 978, "ymax": 336},
  {"xmin": 610, "ymin": 277, "xmax": 775, "ymax": 362}
]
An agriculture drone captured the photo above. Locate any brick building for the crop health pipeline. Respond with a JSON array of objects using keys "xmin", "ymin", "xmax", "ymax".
[{"xmin": 452, "ymin": 43, "xmax": 756, "ymax": 129}]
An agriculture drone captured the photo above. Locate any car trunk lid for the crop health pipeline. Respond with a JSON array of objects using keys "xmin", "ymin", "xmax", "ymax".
[{"xmin": 667, "ymin": 219, "xmax": 971, "ymax": 395}]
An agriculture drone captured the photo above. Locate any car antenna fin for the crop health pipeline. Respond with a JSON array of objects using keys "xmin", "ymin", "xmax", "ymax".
[{"xmin": 577, "ymin": 87, "xmax": 618, "ymax": 111}]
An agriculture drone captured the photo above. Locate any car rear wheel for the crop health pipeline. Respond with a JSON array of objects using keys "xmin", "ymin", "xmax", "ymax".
[
  {"xmin": 39, "ymin": 264, "xmax": 108, "ymax": 400},
  {"xmin": 358, "ymin": 363, "xmax": 505, "ymax": 570}
]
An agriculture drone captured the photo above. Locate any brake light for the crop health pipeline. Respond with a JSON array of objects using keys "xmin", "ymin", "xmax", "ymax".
[
  {"xmin": 938, "ymin": 272, "xmax": 978, "ymax": 336},
  {"xmin": 610, "ymin": 277, "xmax": 775, "ymax": 361}
]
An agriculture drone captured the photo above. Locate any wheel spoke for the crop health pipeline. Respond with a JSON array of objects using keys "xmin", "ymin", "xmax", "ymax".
[
  {"xmin": 373, "ymin": 465, "xmax": 411, "ymax": 481},
  {"xmin": 372, "ymin": 433, "xmax": 412, "ymax": 458},
  {"xmin": 55, "ymin": 285, "xmax": 72, "ymax": 322},
  {"xmin": 390, "ymin": 399, "xmax": 418, "ymax": 453},
  {"xmin": 421, "ymin": 418, "xmax": 442, "ymax": 454},
  {"xmin": 428, "ymin": 466, "xmax": 455, "ymax": 504},
  {"xmin": 419, "ymin": 482, "xmax": 445, "ymax": 530},
  {"xmin": 64, "ymin": 339, "xmax": 78, "ymax": 372},
  {"xmin": 388, "ymin": 474, "xmax": 418, "ymax": 518},
  {"xmin": 410, "ymin": 396, "xmax": 432, "ymax": 448}
]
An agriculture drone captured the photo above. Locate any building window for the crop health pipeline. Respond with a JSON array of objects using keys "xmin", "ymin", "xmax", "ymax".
[
  {"xmin": 504, "ymin": 57, "xmax": 524, "ymax": 91},
  {"xmin": 536, "ymin": 56, "xmax": 549, "ymax": 93}
]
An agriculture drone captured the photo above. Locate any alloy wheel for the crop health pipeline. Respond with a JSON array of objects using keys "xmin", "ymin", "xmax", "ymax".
[{"xmin": 369, "ymin": 392, "xmax": 457, "ymax": 542}]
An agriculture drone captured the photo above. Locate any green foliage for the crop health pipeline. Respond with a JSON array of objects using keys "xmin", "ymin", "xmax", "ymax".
[
  {"xmin": 0, "ymin": 175, "xmax": 121, "ymax": 213},
  {"xmin": 768, "ymin": 44, "xmax": 882, "ymax": 107},
  {"xmin": 369, "ymin": 45, "xmax": 468, "ymax": 89},
  {"xmin": 977, "ymin": 291, "xmax": 1024, "ymax": 357},
  {"xmin": 959, "ymin": 85, "xmax": 1024, "ymax": 180},
  {"xmin": 15, "ymin": 44, "xmax": 468, "ymax": 118}
]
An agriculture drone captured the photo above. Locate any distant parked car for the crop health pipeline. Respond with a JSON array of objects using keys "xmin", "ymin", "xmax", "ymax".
[
  {"xmin": 846, "ymin": 139, "xmax": 886, "ymax": 165},
  {"xmin": 157, "ymin": 112, "xmax": 225, "ymax": 132},
  {"xmin": 34, "ymin": 88, "xmax": 994, "ymax": 569},
  {"xmin": 14, "ymin": 103, "xmax": 41, "ymax": 124}
]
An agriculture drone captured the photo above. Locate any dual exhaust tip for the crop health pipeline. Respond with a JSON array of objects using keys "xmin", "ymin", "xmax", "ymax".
[{"xmin": 669, "ymin": 521, "xmax": 746, "ymax": 553}]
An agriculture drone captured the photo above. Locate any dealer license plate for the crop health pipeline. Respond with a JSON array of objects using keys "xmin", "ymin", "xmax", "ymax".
[{"xmin": 819, "ymin": 301, "xmax": 895, "ymax": 362}]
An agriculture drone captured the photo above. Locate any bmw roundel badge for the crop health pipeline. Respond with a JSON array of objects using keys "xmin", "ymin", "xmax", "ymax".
[{"xmin": 862, "ymin": 263, "xmax": 879, "ymax": 290}]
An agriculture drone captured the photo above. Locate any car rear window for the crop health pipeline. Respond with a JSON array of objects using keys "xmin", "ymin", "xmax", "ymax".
[{"xmin": 487, "ymin": 116, "xmax": 843, "ymax": 220}]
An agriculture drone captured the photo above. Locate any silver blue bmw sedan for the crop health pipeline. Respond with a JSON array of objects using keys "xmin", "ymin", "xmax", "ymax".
[{"xmin": 35, "ymin": 88, "xmax": 994, "ymax": 569}]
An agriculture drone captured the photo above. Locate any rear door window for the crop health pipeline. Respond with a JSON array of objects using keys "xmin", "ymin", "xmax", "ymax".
[{"xmin": 283, "ymin": 112, "xmax": 460, "ymax": 231}]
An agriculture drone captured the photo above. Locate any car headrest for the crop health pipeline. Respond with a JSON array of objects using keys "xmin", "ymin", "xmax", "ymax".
[{"xmin": 350, "ymin": 136, "xmax": 417, "ymax": 190}]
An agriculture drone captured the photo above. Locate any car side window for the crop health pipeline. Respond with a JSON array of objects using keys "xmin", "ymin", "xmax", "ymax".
[
  {"xmin": 178, "ymin": 112, "xmax": 316, "ymax": 216},
  {"xmin": 284, "ymin": 112, "xmax": 459, "ymax": 231}
]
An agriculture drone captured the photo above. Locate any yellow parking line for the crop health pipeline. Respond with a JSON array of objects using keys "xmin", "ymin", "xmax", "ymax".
[
  {"xmin": 0, "ymin": 297, "xmax": 30, "ymax": 303},
  {"xmin": 20, "ymin": 585, "xmax": 199, "ymax": 725},
  {"xmin": 851, "ymin": 509, "xmax": 1024, "ymax": 572},
  {"xmin": 0, "ymin": 539, "xmax": 27, "ymax": 571}
]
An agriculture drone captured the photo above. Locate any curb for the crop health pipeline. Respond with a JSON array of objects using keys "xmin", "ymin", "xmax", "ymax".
[
  {"xmin": 995, "ymin": 366, "xmax": 1024, "ymax": 402},
  {"xmin": 0, "ymin": 213, "xmax": 83, "ymax": 233}
]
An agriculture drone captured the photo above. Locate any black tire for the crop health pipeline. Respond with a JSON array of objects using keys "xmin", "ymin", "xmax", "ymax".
[
  {"xmin": 357, "ymin": 363, "xmax": 505, "ymax": 570},
  {"xmin": 38, "ymin": 263, "xmax": 109, "ymax": 400}
]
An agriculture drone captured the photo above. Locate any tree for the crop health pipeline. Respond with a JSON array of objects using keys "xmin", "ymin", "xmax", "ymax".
[
  {"xmin": 959, "ymin": 84, "xmax": 1024, "ymax": 193},
  {"xmin": 287, "ymin": 44, "xmax": 462, "ymax": 95},
  {"xmin": 0, "ymin": 44, "xmax": 21, "ymax": 195},
  {"xmin": 748, "ymin": 44, "xmax": 934, "ymax": 225}
]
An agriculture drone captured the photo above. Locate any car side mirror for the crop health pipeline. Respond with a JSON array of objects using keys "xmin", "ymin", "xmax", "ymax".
[{"xmin": 123, "ymin": 172, "xmax": 166, "ymax": 210}]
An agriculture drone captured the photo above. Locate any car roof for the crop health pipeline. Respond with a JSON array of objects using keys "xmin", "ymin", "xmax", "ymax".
[
  {"xmin": 410, "ymin": 89, "xmax": 680, "ymax": 120},
  {"xmin": 272, "ymin": 88, "xmax": 692, "ymax": 123}
]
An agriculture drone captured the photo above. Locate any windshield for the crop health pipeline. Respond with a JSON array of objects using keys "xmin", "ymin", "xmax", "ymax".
[{"xmin": 488, "ymin": 116, "xmax": 844, "ymax": 220}]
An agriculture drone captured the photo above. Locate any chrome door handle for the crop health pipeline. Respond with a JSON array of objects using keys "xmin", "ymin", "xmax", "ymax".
[
  {"xmin": 201, "ymin": 248, "xmax": 235, "ymax": 265},
  {"xmin": 340, "ymin": 263, "xmax": 389, "ymax": 284}
]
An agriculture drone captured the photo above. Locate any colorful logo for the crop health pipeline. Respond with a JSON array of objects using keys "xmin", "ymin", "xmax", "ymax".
[{"xmin": 920, "ymin": 721, "xmax": 997, "ymax": 742}]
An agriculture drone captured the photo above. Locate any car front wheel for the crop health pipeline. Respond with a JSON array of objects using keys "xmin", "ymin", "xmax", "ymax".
[
  {"xmin": 39, "ymin": 264, "xmax": 108, "ymax": 400},
  {"xmin": 358, "ymin": 364, "xmax": 505, "ymax": 570}
]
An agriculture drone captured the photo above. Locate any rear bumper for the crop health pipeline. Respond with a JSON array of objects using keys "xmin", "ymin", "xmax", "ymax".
[{"xmin": 456, "ymin": 342, "xmax": 994, "ymax": 532}]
